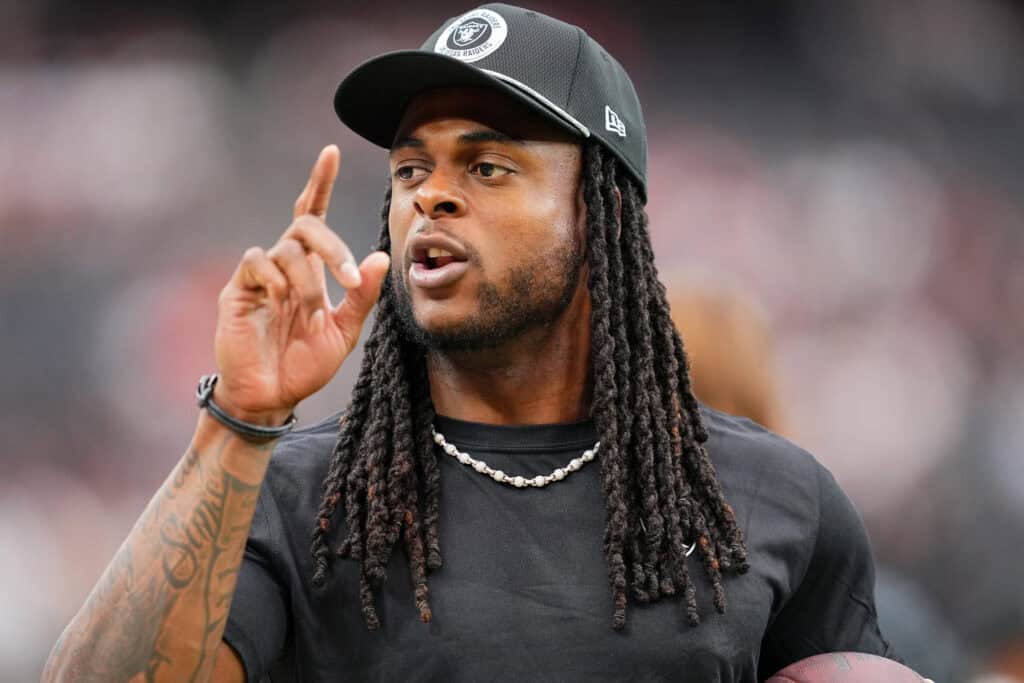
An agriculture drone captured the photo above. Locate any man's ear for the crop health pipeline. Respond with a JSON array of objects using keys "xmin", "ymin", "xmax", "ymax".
[{"xmin": 575, "ymin": 179, "xmax": 588, "ymax": 238}]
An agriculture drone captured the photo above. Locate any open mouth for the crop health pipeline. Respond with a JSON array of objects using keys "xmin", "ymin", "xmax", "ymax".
[
  {"xmin": 408, "ymin": 245, "xmax": 471, "ymax": 289},
  {"xmin": 413, "ymin": 247, "xmax": 465, "ymax": 270}
]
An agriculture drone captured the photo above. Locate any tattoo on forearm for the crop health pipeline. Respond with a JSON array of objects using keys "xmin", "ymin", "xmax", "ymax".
[
  {"xmin": 50, "ymin": 435, "xmax": 265, "ymax": 682},
  {"xmin": 161, "ymin": 465, "xmax": 259, "ymax": 679}
]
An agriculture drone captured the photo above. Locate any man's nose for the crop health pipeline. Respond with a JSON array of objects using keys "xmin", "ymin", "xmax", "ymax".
[{"xmin": 413, "ymin": 170, "xmax": 467, "ymax": 219}]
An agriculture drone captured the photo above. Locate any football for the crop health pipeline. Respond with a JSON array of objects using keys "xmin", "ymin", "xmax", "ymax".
[{"xmin": 766, "ymin": 652, "xmax": 931, "ymax": 682}]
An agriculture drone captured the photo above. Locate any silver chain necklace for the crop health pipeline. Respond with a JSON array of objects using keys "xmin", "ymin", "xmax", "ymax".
[
  {"xmin": 432, "ymin": 428, "xmax": 696, "ymax": 555},
  {"xmin": 432, "ymin": 427, "xmax": 600, "ymax": 488}
]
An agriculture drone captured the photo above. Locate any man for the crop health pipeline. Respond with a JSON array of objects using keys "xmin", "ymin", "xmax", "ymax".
[{"xmin": 44, "ymin": 4, "xmax": 894, "ymax": 682}]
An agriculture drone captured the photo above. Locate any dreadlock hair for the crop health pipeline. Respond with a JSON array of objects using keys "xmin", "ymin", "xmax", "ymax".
[{"xmin": 310, "ymin": 140, "xmax": 749, "ymax": 631}]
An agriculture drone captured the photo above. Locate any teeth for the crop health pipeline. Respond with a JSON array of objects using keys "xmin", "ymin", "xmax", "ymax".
[{"xmin": 427, "ymin": 247, "xmax": 453, "ymax": 259}]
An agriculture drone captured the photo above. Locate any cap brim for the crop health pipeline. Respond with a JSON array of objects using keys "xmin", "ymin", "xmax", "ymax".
[{"xmin": 334, "ymin": 51, "xmax": 589, "ymax": 149}]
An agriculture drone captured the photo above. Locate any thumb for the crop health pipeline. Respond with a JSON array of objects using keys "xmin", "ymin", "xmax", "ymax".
[{"xmin": 333, "ymin": 251, "xmax": 391, "ymax": 349}]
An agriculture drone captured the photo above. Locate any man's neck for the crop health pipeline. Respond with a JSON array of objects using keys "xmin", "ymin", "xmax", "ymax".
[{"xmin": 426, "ymin": 286, "xmax": 592, "ymax": 425}]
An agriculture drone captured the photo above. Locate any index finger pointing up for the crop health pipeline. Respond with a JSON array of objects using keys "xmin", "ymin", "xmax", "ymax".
[{"xmin": 294, "ymin": 144, "xmax": 341, "ymax": 219}]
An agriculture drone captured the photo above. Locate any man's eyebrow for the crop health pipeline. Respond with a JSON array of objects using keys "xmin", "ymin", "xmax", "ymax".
[
  {"xmin": 390, "ymin": 137, "xmax": 425, "ymax": 153},
  {"xmin": 458, "ymin": 130, "xmax": 526, "ymax": 146},
  {"xmin": 390, "ymin": 130, "xmax": 527, "ymax": 153}
]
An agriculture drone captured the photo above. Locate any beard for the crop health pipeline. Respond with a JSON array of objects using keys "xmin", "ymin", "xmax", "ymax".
[{"xmin": 391, "ymin": 232, "xmax": 585, "ymax": 352}]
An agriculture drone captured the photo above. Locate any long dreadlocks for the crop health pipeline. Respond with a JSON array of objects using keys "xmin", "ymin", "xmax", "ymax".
[{"xmin": 310, "ymin": 141, "xmax": 749, "ymax": 631}]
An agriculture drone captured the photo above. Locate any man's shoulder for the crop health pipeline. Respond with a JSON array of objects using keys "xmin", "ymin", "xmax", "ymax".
[
  {"xmin": 700, "ymin": 404, "xmax": 825, "ymax": 510},
  {"xmin": 701, "ymin": 404, "xmax": 816, "ymax": 473}
]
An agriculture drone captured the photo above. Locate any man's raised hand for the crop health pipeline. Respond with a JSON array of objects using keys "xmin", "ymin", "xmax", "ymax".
[{"xmin": 212, "ymin": 144, "xmax": 390, "ymax": 426}]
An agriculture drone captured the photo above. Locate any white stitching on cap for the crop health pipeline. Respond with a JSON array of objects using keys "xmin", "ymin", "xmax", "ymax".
[{"xmin": 480, "ymin": 69, "xmax": 591, "ymax": 138}]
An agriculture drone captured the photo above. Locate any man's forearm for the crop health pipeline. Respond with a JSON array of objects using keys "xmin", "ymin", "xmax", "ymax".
[{"xmin": 43, "ymin": 413, "xmax": 274, "ymax": 683}]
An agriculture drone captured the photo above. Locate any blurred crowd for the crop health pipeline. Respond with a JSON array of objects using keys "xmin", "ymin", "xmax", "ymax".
[{"xmin": 1, "ymin": 1, "xmax": 1021, "ymax": 680}]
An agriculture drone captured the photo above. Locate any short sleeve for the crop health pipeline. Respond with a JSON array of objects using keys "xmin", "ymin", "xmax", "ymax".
[
  {"xmin": 223, "ymin": 485, "xmax": 290, "ymax": 683},
  {"xmin": 759, "ymin": 463, "xmax": 896, "ymax": 677}
]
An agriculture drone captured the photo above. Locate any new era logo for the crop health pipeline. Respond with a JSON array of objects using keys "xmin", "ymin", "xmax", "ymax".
[{"xmin": 605, "ymin": 106, "xmax": 626, "ymax": 138}]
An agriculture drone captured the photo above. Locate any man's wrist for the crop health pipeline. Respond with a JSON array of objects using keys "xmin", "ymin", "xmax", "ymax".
[
  {"xmin": 196, "ymin": 374, "xmax": 297, "ymax": 442},
  {"xmin": 211, "ymin": 389, "xmax": 294, "ymax": 428}
]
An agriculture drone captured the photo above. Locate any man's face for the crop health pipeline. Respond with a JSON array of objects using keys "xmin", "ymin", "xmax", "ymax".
[{"xmin": 388, "ymin": 86, "xmax": 586, "ymax": 351}]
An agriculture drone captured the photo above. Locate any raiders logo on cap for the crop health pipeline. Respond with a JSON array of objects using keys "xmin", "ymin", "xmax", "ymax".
[{"xmin": 434, "ymin": 8, "xmax": 508, "ymax": 63}]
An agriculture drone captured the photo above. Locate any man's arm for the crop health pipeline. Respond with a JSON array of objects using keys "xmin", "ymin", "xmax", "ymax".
[
  {"xmin": 211, "ymin": 641, "xmax": 246, "ymax": 682},
  {"xmin": 758, "ymin": 462, "xmax": 895, "ymax": 677},
  {"xmin": 42, "ymin": 144, "xmax": 389, "ymax": 683},
  {"xmin": 42, "ymin": 415, "xmax": 271, "ymax": 683}
]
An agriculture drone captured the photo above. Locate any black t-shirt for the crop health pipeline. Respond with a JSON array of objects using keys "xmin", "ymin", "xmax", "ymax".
[{"xmin": 223, "ymin": 407, "xmax": 894, "ymax": 682}]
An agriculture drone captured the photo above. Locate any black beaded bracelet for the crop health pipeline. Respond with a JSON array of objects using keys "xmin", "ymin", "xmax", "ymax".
[{"xmin": 196, "ymin": 374, "xmax": 297, "ymax": 442}]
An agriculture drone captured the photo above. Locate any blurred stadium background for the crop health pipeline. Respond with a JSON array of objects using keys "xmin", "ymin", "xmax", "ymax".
[{"xmin": 1, "ymin": 0, "xmax": 1022, "ymax": 680}]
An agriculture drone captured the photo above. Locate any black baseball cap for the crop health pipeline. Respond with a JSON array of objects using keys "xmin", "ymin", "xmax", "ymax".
[{"xmin": 334, "ymin": 3, "xmax": 647, "ymax": 199}]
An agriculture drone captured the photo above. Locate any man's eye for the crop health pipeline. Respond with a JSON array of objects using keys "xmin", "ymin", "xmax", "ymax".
[
  {"xmin": 394, "ymin": 165, "xmax": 426, "ymax": 180},
  {"xmin": 470, "ymin": 162, "xmax": 511, "ymax": 178}
]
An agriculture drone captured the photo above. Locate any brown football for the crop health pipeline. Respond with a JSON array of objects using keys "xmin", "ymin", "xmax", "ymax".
[{"xmin": 766, "ymin": 652, "xmax": 930, "ymax": 682}]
